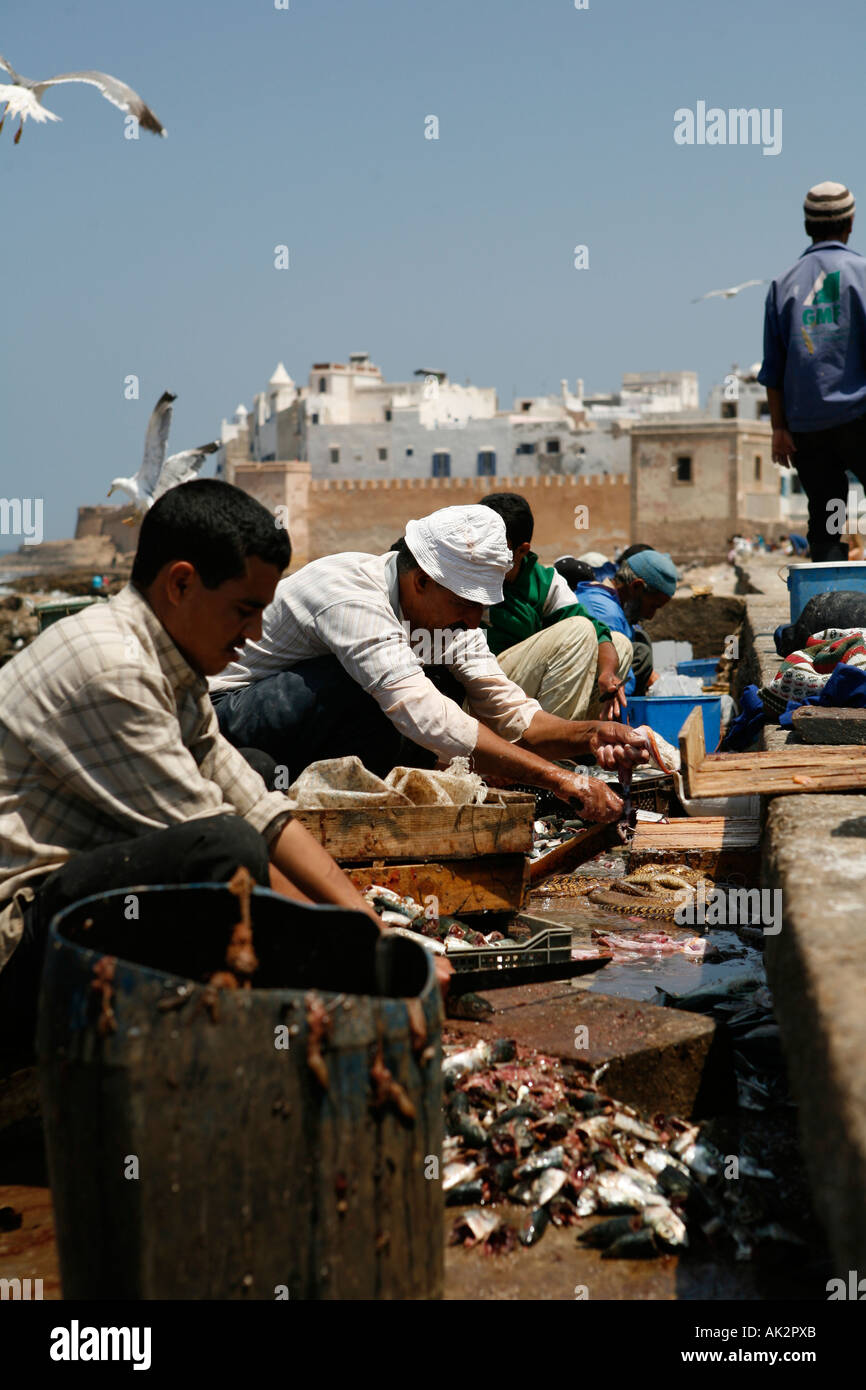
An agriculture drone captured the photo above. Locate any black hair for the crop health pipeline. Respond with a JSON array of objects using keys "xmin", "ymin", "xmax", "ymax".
[
  {"xmin": 554, "ymin": 556, "xmax": 595, "ymax": 588},
  {"xmin": 131, "ymin": 479, "xmax": 291, "ymax": 590},
  {"xmin": 805, "ymin": 216, "xmax": 853, "ymax": 241},
  {"xmin": 479, "ymin": 492, "xmax": 534, "ymax": 548},
  {"xmin": 390, "ymin": 536, "xmax": 421, "ymax": 575},
  {"xmin": 618, "ymin": 543, "xmax": 653, "ymax": 563}
]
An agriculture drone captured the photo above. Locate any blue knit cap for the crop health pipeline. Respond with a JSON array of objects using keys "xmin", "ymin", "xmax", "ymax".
[{"xmin": 627, "ymin": 549, "xmax": 678, "ymax": 597}]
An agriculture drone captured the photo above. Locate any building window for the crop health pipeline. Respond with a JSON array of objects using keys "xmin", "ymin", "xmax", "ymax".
[
  {"xmin": 406, "ymin": 447, "xmax": 414, "ymax": 457},
  {"xmin": 311, "ymin": 413, "xmax": 319, "ymax": 425},
  {"xmin": 477, "ymin": 451, "xmax": 496, "ymax": 476},
  {"xmin": 545, "ymin": 438, "xmax": 560, "ymax": 454},
  {"xmin": 377, "ymin": 447, "xmax": 388, "ymax": 462},
  {"xmin": 721, "ymin": 400, "xmax": 738, "ymax": 419},
  {"xmin": 754, "ymin": 454, "xmax": 762, "ymax": 481},
  {"xmin": 432, "ymin": 452, "xmax": 451, "ymax": 478},
  {"xmin": 516, "ymin": 442, "xmax": 535, "ymax": 455},
  {"xmin": 521, "ymin": 401, "xmax": 532, "ymax": 412},
  {"xmin": 329, "ymin": 447, "xmax": 340, "ymax": 464},
  {"xmin": 791, "ymin": 475, "xmax": 804, "ymax": 495},
  {"xmin": 318, "ymin": 377, "xmax": 327, "ymax": 393},
  {"xmin": 385, "ymin": 409, "xmax": 392, "ymax": 422},
  {"xmin": 675, "ymin": 455, "xmax": 692, "ymax": 483},
  {"xmin": 759, "ymin": 400, "xmax": 771, "ymax": 418}
]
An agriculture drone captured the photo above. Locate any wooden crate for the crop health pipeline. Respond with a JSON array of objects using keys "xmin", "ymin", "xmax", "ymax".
[
  {"xmin": 348, "ymin": 855, "xmax": 529, "ymax": 915},
  {"xmin": 626, "ymin": 817, "xmax": 761, "ymax": 882},
  {"xmin": 293, "ymin": 789, "xmax": 535, "ymax": 863}
]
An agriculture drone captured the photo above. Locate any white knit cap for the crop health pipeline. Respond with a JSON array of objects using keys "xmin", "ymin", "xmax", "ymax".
[
  {"xmin": 577, "ymin": 550, "xmax": 611, "ymax": 568},
  {"xmin": 404, "ymin": 505, "xmax": 511, "ymax": 605}
]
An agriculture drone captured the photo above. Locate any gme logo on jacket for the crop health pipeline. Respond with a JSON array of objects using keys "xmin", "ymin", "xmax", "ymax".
[{"xmin": 802, "ymin": 270, "xmax": 841, "ymax": 352}]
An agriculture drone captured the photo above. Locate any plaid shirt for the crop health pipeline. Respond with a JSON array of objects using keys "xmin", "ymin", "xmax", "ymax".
[{"xmin": 0, "ymin": 584, "xmax": 292, "ymax": 971}]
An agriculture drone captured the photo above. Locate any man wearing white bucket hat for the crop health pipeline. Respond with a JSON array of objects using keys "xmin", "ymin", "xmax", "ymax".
[
  {"xmin": 759, "ymin": 180, "xmax": 866, "ymax": 561},
  {"xmin": 211, "ymin": 505, "xmax": 649, "ymax": 823}
]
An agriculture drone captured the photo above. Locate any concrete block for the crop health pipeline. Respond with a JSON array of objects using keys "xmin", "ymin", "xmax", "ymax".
[
  {"xmin": 763, "ymin": 793, "xmax": 866, "ymax": 1269},
  {"xmin": 447, "ymin": 985, "xmax": 728, "ymax": 1118}
]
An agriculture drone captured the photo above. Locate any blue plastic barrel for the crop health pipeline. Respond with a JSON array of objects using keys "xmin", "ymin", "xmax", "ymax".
[
  {"xmin": 784, "ymin": 562, "xmax": 866, "ymax": 624},
  {"xmin": 676, "ymin": 658, "xmax": 720, "ymax": 681},
  {"xmin": 627, "ymin": 694, "xmax": 722, "ymax": 751}
]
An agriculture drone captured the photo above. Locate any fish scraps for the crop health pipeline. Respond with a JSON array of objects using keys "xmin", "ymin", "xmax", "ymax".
[{"xmin": 443, "ymin": 1034, "xmax": 804, "ymax": 1262}]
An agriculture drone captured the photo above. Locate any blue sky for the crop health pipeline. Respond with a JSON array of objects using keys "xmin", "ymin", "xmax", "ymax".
[{"xmin": 2, "ymin": 0, "xmax": 864, "ymax": 539}]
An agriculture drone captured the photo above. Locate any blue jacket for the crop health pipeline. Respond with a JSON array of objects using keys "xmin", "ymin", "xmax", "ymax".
[
  {"xmin": 758, "ymin": 241, "xmax": 866, "ymax": 432},
  {"xmin": 575, "ymin": 581, "xmax": 636, "ymax": 696}
]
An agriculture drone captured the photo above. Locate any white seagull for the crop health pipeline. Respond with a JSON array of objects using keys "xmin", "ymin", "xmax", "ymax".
[
  {"xmin": 107, "ymin": 392, "xmax": 220, "ymax": 513},
  {"xmin": 692, "ymin": 279, "xmax": 766, "ymax": 303},
  {"xmin": 0, "ymin": 51, "xmax": 165, "ymax": 144}
]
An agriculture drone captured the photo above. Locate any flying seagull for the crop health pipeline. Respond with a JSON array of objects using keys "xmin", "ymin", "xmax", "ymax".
[
  {"xmin": 0, "ymin": 52, "xmax": 165, "ymax": 144},
  {"xmin": 692, "ymin": 279, "xmax": 766, "ymax": 303},
  {"xmin": 107, "ymin": 392, "xmax": 220, "ymax": 513}
]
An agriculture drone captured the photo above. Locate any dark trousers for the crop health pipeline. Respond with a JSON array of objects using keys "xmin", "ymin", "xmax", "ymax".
[
  {"xmin": 630, "ymin": 628, "xmax": 654, "ymax": 696},
  {"xmin": 0, "ymin": 813, "xmax": 270, "ymax": 1063},
  {"xmin": 791, "ymin": 413, "xmax": 866, "ymax": 562},
  {"xmin": 212, "ymin": 655, "xmax": 431, "ymax": 780}
]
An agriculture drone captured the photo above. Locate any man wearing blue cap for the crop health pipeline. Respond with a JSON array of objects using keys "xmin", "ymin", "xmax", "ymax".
[{"xmin": 576, "ymin": 549, "xmax": 678, "ymax": 701}]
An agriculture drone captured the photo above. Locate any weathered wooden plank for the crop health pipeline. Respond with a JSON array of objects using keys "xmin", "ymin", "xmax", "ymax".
[
  {"xmin": 791, "ymin": 706, "xmax": 866, "ymax": 745},
  {"xmin": 679, "ymin": 703, "xmax": 866, "ymax": 796},
  {"xmin": 627, "ymin": 817, "xmax": 761, "ymax": 880},
  {"xmin": 294, "ymin": 793, "xmax": 535, "ymax": 862},
  {"xmin": 678, "ymin": 706, "xmax": 706, "ymax": 800},
  {"xmin": 347, "ymin": 856, "xmax": 529, "ymax": 914}
]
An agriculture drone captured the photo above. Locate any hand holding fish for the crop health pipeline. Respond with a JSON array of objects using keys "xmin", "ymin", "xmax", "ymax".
[{"xmin": 588, "ymin": 723, "xmax": 651, "ymax": 774}]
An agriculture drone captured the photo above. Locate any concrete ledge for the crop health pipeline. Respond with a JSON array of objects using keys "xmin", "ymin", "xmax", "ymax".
[{"xmin": 763, "ymin": 795, "xmax": 866, "ymax": 1268}]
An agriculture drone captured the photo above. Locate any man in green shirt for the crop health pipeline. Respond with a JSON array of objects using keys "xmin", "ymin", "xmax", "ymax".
[{"xmin": 479, "ymin": 493, "xmax": 632, "ymax": 720}]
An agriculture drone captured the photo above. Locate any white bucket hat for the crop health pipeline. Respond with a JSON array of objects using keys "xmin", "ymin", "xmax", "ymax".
[{"xmin": 404, "ymin": 505, "xmax": 512, "ymax": 605}]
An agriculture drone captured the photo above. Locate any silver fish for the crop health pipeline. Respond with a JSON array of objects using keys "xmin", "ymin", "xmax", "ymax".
[
  {"xmin": 595, "ymin": 1170, "xmax": 663, "ymax": 1212},
  {"xmin": 612, "ymin": 1111, "xmax": 659, "ymax": 1142},
  {"xmin": 575, "ymin": 1187, "xmax": 598, "ymax": 1217},
  {"xmin": 641, "ymin": 1147, "xmax": 690, "ymax": 1178},
  {"xmin": 462, "ymin": 1209, "xmax": 501, "ymax": 1243},
  {"xmin": 531, "ymin": 1168, "xmax": 567, "ymax": 1206},
  {"xmin": 644, "ymin": 1204, "xmax": 688, "ymax": 1248},
  {"xmin": 677, "ymin": 1140, "xmax": 723, "ymax": 1178},
  {"xmin": 442, "ymin": 1040, "xmax": 491, "ymax": 1084},
  {"xmin": 443, "ymin": 1161, "xmax": 478, "ymax": 1192},
  {"xmin": 514, "ymin": 1145, "xmax": 567, "ymax": 1180}
]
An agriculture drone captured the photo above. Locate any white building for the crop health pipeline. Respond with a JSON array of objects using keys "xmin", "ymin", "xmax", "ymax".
[
  {"xmin": 220, "ymin": 356, "xmax": 704, "ymax": 482},
  {"xmin": 706, "ymin": 363, "xmax": 771, "ymax": 422}
]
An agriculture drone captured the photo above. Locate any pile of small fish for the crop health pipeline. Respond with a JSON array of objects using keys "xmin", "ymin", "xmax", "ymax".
[
  {"xmin": 529, "ymin": 816, "xmax": 584, "ymax": 861},
  {"xmin": 443, "ymin": 1034, "xmax": 803, "ymax": 1262},
  {"xmin": 362, "ymin": 884, "xmax": 514, "ymax": 953}
]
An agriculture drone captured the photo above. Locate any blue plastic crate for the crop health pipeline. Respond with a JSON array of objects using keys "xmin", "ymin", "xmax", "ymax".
[{"xmin": 626, "ymin": 694, "xmax": 722, "ymax": 752}]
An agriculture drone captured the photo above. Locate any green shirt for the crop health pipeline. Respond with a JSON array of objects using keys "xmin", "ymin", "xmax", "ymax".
[{"xmin": 482, "ymin": 552, "xmax": 613, "ymax": 657}]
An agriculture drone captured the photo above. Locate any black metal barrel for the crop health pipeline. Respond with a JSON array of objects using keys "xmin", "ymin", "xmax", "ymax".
[{"xmin": 36, "ymin": 885, "xmax": 443, "ymax": 1299}]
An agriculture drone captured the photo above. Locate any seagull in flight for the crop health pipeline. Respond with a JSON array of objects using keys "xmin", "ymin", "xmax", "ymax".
[
  {"xmin": 107, "ymin": 393, "xmax": 220, "ymax": 513},
  {"xmin": 692, "ymin": 279, "xmax": 766, "ymax": 303},
  {"xmin": 0, "ymin": 51, "xmax": 165, "ymax": 144}
]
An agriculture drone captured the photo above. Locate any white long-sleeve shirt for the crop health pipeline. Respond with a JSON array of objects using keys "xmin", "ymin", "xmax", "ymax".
[{"xmin": 209, "ymin": 551, "xmax": 542, "ymax": 760}]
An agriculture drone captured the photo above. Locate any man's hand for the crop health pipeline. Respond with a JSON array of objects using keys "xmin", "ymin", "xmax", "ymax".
[
  {"xmin": 598, "ymin": 674, "xmax": 627, "ymax": 718},
  {"xmin": 434, "ymin": 953, "xmax": 454, "ymax": 996},
  {"xmin": 772, "ymin": 428, "xmax": 797, "ymax": 468},
  {"xmin": 551, "ymin": 768, "xmax": 623, "ymax": 823},
  {"xmin": 587, "ymin": 722, "xmax": 651, "ymax": 774}
]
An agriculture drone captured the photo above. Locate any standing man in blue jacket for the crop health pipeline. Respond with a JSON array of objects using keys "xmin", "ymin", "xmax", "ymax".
[{"xmin": 758, "ymin": 181, "xmax": 866, "ymax": 562}]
